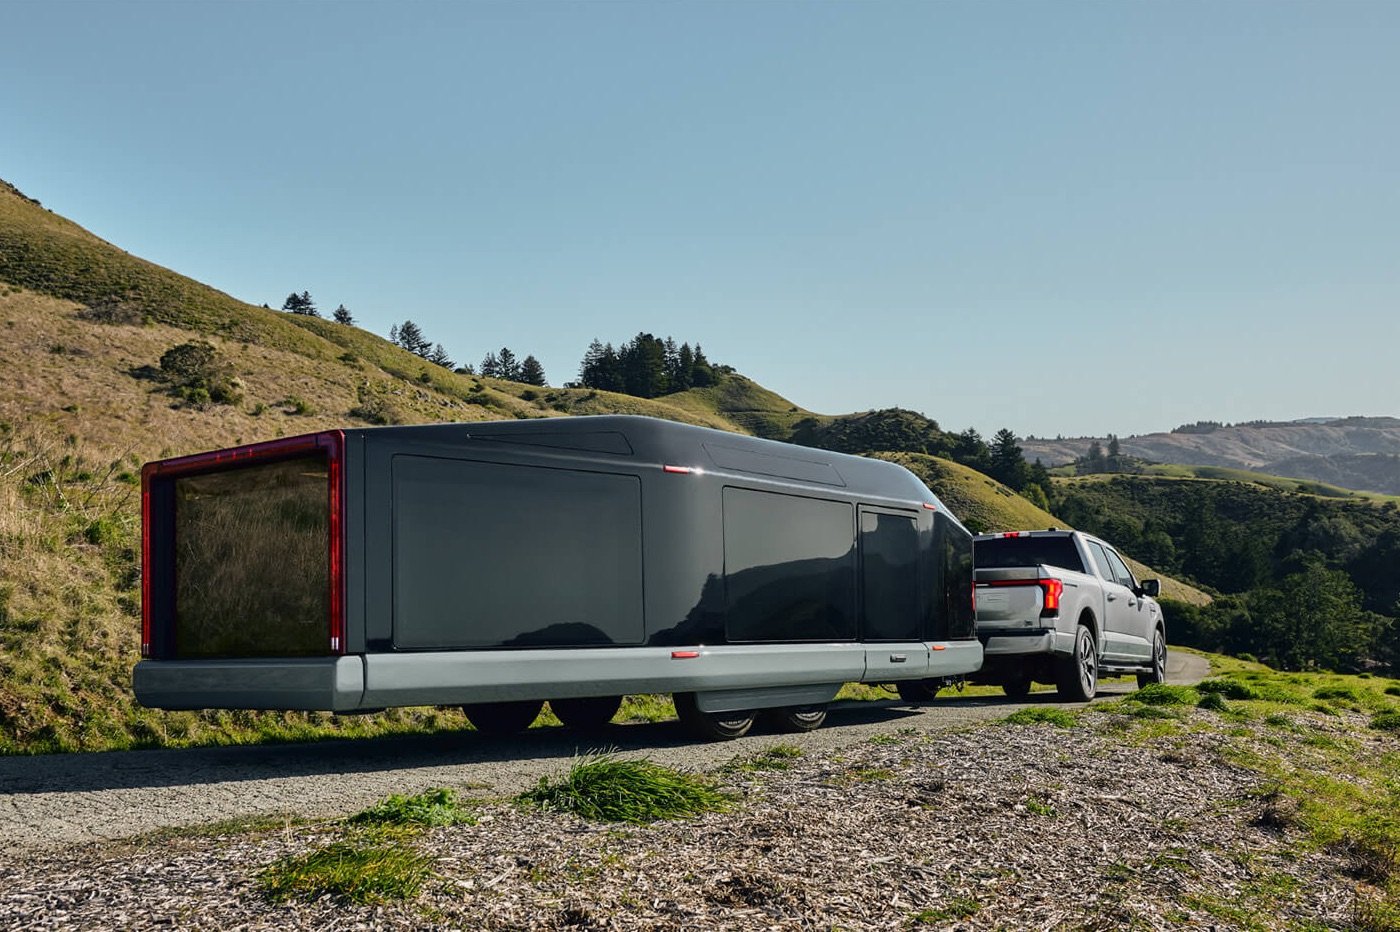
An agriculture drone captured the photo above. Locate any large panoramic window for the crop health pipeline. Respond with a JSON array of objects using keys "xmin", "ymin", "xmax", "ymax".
[
  {"xmin": 174, "ymin": 455, "xmax": 331, "ymax": 657},
  {"xmin": 722, "ymin": 487, "xmax": 855, "ymax": 642}
]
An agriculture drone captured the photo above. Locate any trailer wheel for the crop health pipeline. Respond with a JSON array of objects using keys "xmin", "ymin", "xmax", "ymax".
[
  {"xmin": 895, "ymin": 679, "xmax": 941, "ymax": 703},
  {"xmin": 1056, "ymin": 624, "xmax": 1098, "ymax": 703},
  {"xmin": 673, "ymin": 693, "xmax": 755, "ymax": 740},
  {"xmin": 462, "ymin": 700, "xmax": 543, "ymax": 735},
  {"xmin": 762, "ymin": 704, "xmax": 828, "ymax": 733},
  {"xmin": 551, "ymin": 695, "xmax": 622, "ymax": 732},
  {"xmin": 1002, "ymin": 672, "xmax": 1033, "ymax": 699}
]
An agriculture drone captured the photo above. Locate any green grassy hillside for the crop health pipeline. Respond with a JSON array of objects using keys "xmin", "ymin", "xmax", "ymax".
[{"xmin": 1056, "ymin": 462, "xmax": 1400, "ymax": 504}]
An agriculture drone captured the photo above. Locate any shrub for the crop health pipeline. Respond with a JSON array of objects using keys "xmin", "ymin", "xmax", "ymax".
[
  {"xmin": 78, "ymin": 299, "xmax": 145, "ymax": 325},
  {"xmin": 1371, "ymin": 711, "xmax": 1400, "ymax": 733},
  {"xmin": 1314, "ymin": 686, "xmax": 1361, "ymax": 702},
  {"xmin": 1384, "ymin": 685, "xmax": 1400, "ymax": 697},
  {"xmin": 157, "ymin": 341, "xmax": 242, "ymax": 406},
  {"xmin": 517, "ymin": 755, "xmax": 734, "ymax": 824}
]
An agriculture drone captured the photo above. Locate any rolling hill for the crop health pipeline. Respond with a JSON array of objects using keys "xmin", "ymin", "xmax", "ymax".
[
  {"xmin": 0, "ymin": 176, "xmax": 1202, "ymax": 752},
  {"xmin": 1023, "ymin": 418, "xmax": 1400, "ymax": 495}
]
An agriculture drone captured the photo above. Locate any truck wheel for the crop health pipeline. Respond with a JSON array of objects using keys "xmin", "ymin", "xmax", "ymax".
[
  {"xmin": 762, "ymin": 704, "xmax": 828, "ymax": 733},
  {"xmin": 1056, "ymin": 625, "xmax": 1098, "ymax": 702},
  {"xmin": 462, "ymin": 700, "xmax": 544, "ymax": 735},
  {"xmin": 895, "ymin": 679, "xmax": 941, "ymax": 702},
  {"xmin": 551, "ymin": 696, "xmax": 622, "ymax": 732},
  {"xmin": 1137, "ymin": 630, "xmax": 1167, "ymax": 689},
  {"xmin": 1002, "ymin": 672, "xmax": 1033, "ymax": 699},
  {"xmin": 673, "ymin": 693, "xmax": 755, "ymax": 740}
]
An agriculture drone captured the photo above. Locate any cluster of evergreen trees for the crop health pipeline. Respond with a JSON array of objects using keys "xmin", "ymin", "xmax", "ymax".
[
  {"xmin": 388, "ymin": 320, "xmax": 457, "ymax": 370},
  {"xmin": 479, "ymin": 348, "xmax": 546, "ymax": 386},
  {"xmin": 1054, "ymin": 478, "xmax": 1400, "ymax": 673},
  {"xmin": 281, "ymin": 291, "xmax": 353, "ymax": 324},
  {"xmin": 575, "ymin": 334, "xmax": 718, "ymax": 398}
]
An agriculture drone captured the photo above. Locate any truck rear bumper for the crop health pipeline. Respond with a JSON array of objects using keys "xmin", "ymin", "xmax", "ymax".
[
  {"xmin": 980, "ymin": 629, "xmax": 1074, "ymax": 657},
  {"xmin": 133, "ymin": 657, "xmax": 366, "ymax": 711}
]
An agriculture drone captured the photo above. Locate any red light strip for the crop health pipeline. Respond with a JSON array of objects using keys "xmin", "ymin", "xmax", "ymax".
[
  {"xmin": 323, "ymin": 431, "xmax": 346, "ymax": 655},
  {"xmin": 922, "ymin": 502, "xmax": 938, "ymax": 510},
  {"xmin": 140, "ymin": 466, "xmax": 153, "ymax": 658},
  {"xmin": 662, "ymin": 465, "xmax": 694, "ymax": 474},
  {"xmin": 671, "ymin": 650, "xmax": 701, "ymax": 659}
]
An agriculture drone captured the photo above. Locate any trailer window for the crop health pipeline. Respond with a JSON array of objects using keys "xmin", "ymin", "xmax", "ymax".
[
  {"xmin": 860, "ymin": 511, "xmax": 919, "ymax": 641},
  {"xmin": 391, "ymin": 457, "xmax": 644, "ymax": 649},
  {"xmin": 173, "ymin": 456, "xmax": 330, "ymax": 657},
  {"xmin": 941, "ymin": 516, "xmax": 976, "ymax": 639},
  {"xmin": 974, "ymin": 536, "xmax": 1085, "ymax": 573},
  {"xmin": 723, "ymin": 488, "xmax": 855, "ymax": 642}
]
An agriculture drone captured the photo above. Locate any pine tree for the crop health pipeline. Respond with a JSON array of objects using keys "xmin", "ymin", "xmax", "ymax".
[
  {"xmin": 281, "ymin": 292, "xmax": 319, "ymax": 316},
  {"xmin": 480, "ymin": 351, "xmax": 500, "ymax": 378},
  {"xmin": 332, "ymin": 304, "xmax": 354, "ymax": 325},
  {"xmin": 395, "ymin": 320, "xmax": 429, "ymax": 356},
  {"xmin": 690, "ymin": 343, "xmax": 715, "ymax": 387},
  {"xmin": 428, "ymin": 343, "xmax": 454, "ymax": 369},
  {"xmin": 990, "ymin": 428, "xmax": 1029, "ymax": 490},
  {"xmin": 672, "ymin": 343, "xmax": 695, "ymax": 391},
  {"xmin": 389, "ymin": 323, "xmax": 399, "ymax": 344},
  {"xmin": 497, "ymin": 347, "xmax": 521, "ymax": 382},
  {"xmin": 519, "ymin": 355, "xmax": 547, "ymax": 386}
]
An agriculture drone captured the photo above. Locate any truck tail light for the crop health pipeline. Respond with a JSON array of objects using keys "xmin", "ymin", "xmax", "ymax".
[{"xmin": 1038, "ymin": 578, "xmax": 1063, "ymax": 617}]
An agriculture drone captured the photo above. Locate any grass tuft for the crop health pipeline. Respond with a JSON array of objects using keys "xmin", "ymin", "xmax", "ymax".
[
  {"xmin": 1197, "ymin": 692, "xmax": 1231, "ymax": 712},
  {"xmin": 1002, "ymin": 707, "xmax": 1077, "ymax": 728},
  {"xmin": 259, "ymin": 836, "xmax": 432, "ymax": 904},
  {"xmin": 910, "ymin": 897, "xmax": 981, "ymax": 924},
  {"xmin": 730, "ymin": 744, "xmax": 804, "ymax": 772},
  {"xmin": 1130, "ymin": 684, "xmax": 1200, "ymax": 706},
  {"xmin": 518, "ymin": 754, "xmax": 735, "ymax": 824},
  {"xmin": 1197, "ymin": 678, "xmax": 1259, "ymax": 701},
  {"xmin": 348, "ymin": 787, "xmax": 477, "ymax": 827},
  {"xmin": 1371, "ymin": 711, "xmax": 1400, "ymax": 733}
]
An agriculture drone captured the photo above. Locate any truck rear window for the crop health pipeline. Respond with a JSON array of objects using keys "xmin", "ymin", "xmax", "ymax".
[
  {"xmin": 173, "ymin": 455, "xmax": 331, "ymax": 657},
  {"xmin": 974, "ymin": 536, "xmax": 1085, "ymax": 574}
]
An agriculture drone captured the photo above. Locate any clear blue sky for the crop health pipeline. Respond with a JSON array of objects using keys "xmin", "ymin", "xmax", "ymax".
[{"xmin": 3, "ymin": 1, "xmax": 1397, "ymax": 438}]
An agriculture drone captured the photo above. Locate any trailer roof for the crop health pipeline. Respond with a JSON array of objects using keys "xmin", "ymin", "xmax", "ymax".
[{"xmin": 355, "ymin": 415, "xmax": 953, "ymax": 514}]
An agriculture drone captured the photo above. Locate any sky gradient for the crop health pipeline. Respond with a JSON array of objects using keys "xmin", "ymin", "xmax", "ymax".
[{"xmin": 3, "ymin": 1, "xmax": 1397, "ymax": 438}]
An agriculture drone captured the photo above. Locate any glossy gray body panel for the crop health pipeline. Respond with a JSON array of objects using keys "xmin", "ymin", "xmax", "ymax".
[{"xmin": 137, "ymin": 416, "xmax": 983, "ymax": 713}]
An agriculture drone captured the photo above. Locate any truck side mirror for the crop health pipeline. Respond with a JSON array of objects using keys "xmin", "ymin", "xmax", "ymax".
[{"xmin": 1138, "ymin": 579, "xmax": 1161, "ymax": 598}]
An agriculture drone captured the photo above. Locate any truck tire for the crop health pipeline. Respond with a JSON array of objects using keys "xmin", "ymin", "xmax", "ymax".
[
  {"xmin": 463, "ymin": 700, "xmax": 544, "ymax": 735},
  {"xmin": 762, "ymin": 704, "xmax": 828, "ymax": 733},
  {"xmin": 895, "ymin": 679, "xmax": 941, "ymax": 702},
  {"xmin": 1056, "ymin": 625, "xmax": 1098, "ymax": 702},
  {"xmin": 551, "ymin": 695, "xmax": 622, "ymax": 731},
  {"xmin": 1137, "ymin": 630, "xmax": 1167, "ymax": 689},
  {"xmin": 673, "ymin": 693, "xmax": 755, "ymax": 740}
]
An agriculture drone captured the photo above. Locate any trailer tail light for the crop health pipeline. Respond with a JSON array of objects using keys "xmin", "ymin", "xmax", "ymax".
[
  {"xmin": 671, "ymin": 650, "xmax": 701, "ymax": 659},
  {"xmin": 1038, "ymin": 578, "xmax": 1064, "ymax": 617},
  {"xmin": 140, "ymin": 472, "xmax": 153, "ymax": 658},
  {"xmin": 662, "ymin": 464, "xmax": 700, "ymax": 475}
]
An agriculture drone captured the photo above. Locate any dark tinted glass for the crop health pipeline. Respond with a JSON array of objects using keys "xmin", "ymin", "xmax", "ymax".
[
  {"xmin": 174, "ymin": 455, "xmax": 330, "ymax": 658},
  {"xmin": 941, "ymin": 516, "xmax": 976, "ymax": 639},
  {"xmin": 723, "ymin": 487, "xmax": 855, "ymax": 642},
  {"xmin": 1104, "ymin": 548, "xmax": 1136, "ymax": 588},
  {"xmin": 860, "ymin": 511, "xmax": 919, "ymax": 641},
  {"xmin": 974, "ymin": 536, "xmax": 1085, "ymax": 573},
  {"xmin": 392, "ymin": 457, "xmax": 644, "ymax": 649}
]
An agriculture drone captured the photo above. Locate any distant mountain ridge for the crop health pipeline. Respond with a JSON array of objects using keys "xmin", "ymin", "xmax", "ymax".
[{"xmin": 1022, "ymin": 417, "xmax": 1400, "ymax": 495}]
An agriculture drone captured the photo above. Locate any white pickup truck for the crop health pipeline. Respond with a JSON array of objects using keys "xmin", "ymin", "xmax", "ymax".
[{"xmin": 971, "ymin": 529, "xmax": 1167, "ymax": 701}]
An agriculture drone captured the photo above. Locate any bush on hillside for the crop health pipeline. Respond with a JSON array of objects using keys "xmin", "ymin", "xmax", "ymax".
[{"xmin": 157, "ymin": 340, "xmax": 243, "ymax": 407}]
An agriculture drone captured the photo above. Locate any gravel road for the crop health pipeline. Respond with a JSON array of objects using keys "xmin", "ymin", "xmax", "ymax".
[{"xmin": 0, "ymin": 652, "xmax": 1208, "ymax": 852}]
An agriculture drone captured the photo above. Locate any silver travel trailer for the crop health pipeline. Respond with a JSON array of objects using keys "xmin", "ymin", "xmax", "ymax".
[{"xmin": 134, "ymin": 415, "xmax": 981, "ymax": 739}]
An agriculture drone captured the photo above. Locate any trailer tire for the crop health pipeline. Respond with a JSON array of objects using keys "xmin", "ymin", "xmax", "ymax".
[
  {"xmin": 551, "ymin": 695, "xmax": 622, "ymax": 732},
  {"xmin": 1056, "ymin": 624, "xmax": 1098, "ymax": 702},
  {"xmin": 895, "ymin": 679, "xmax": 941, "ymax": 703},
  {"xmin": 462, "ymin": 700, "xmax": 543, "ymax": 735},
  {"xmin": 673, "ymin": 693, "xmax": 755, "ymax": 740},
  {"xmin": 762, "ymin": 704, "xmax": 828, "ymax": 733},
  {"xmin": 1002, "ymin": 671, "xmax": 1033, "ymax": 699}
]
